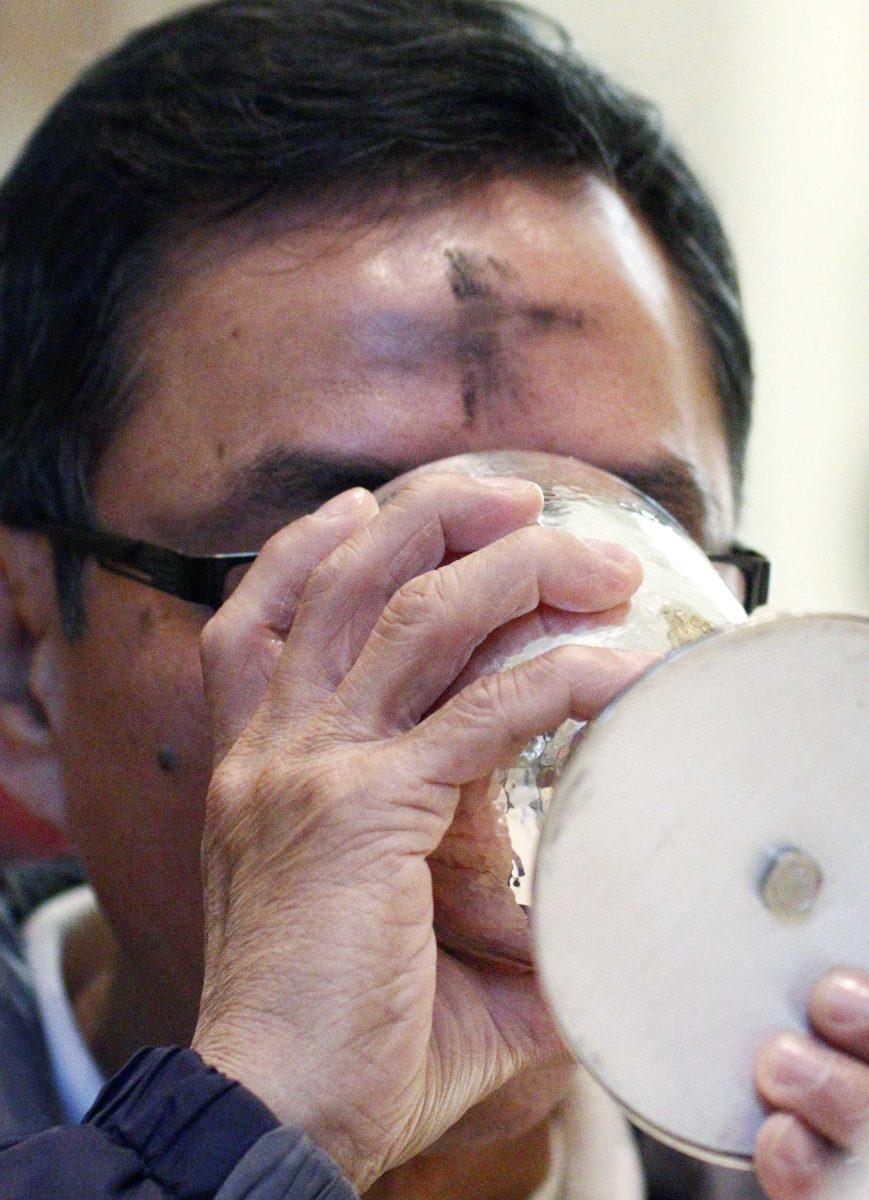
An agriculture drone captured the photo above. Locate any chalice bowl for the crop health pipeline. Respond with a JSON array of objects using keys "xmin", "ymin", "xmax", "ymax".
[
  {"xmin": 378, "ymin": 451, "xmax": 868, "ymax": 1169},
  {"xmin": 377, "ymin": 450, "xmax": 747, "ymax": 966}
]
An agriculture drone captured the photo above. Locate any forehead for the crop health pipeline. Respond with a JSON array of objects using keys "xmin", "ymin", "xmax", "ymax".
[{"xmin": 93, "ymin": 173, "xmax": 732, "ymax": 546}]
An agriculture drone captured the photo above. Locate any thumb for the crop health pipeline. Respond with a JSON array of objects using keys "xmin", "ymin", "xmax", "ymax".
[{"xmin": 201, "ymin": 489, "xmax": 377, "ymax": 763}]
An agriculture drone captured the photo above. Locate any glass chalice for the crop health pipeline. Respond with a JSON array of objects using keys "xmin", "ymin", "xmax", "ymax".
[{"xmin": 376, "ymin": 450, "xmax": 746, "ymax": 967}]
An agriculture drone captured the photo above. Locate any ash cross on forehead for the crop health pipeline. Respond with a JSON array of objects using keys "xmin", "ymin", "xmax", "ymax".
[{"xmin": 443, "ymin": 247, "xmax": 584, "ymax": 424}]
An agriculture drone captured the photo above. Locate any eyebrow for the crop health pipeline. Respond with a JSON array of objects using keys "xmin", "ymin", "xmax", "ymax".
[
  {"xmin": 159, "ymin": 450, "xmax": 721, "ymax": 552},
  {"xmin": 614, "ymin": 458, "xmax": 724, "ymax": 546},
  {"xmin": 160, "ymin": 451, "xmax": 403, "ymax": 548}
]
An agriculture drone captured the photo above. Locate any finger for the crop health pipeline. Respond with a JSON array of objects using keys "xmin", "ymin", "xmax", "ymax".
[
  {"xmin": 201, "ymin": 488, "xmax": 378, "ymax": 761},
  {"xmin": 809, "ymin": 969, "xmax": 869, "ymax": 1061},
  {"xmin": 400, "ymin": 645, "xmax": 656, "ymax": 788},
  {"xmin": 271, "ymin": 473, "xmax": 544, "ymax": 714},
  {"xmin": 755, "ymin": 1112, "xmax": 831, "ymax": 1200},
  {"xmin": 338, "ymin": 525, "xmax": 642, "ymax": 731},
  {"xmin": 438, "ymin": 602, "xmax": 633, "ymax": 705},
  {"xmin": 755, "ymin": 1032, "xmax": 869, "ymax": 1150}
]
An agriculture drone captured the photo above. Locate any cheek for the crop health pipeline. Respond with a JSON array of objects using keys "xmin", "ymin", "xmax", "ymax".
[{"xmin": 59, "ymin": 579, "xmax": 213, "ymax": 986}]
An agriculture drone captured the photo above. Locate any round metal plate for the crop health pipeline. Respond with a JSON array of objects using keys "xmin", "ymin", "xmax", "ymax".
[{"xmin": 533, "ymin": 614, "xmax": 869, "ymax": 1167}]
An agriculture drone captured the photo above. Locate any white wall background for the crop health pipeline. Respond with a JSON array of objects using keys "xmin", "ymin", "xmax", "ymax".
[{"xmin": 1, "ymin": 1, "xmax": 867, "ymax": 613}]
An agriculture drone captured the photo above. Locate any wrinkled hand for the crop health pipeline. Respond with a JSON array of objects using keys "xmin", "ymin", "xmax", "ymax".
[
  {"xmin": 754, "ymin": 968, "xmax": 869, "ymax": 1199},
  {"xmin": 190, "ymin": 473, "xmax": 648, "ymax": 1191}
]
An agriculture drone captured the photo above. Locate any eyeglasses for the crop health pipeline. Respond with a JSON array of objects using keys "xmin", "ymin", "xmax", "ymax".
[
  {"xmin": 33, "ymin": 522, "xmax": 772, "ymax": 614},
  {"xmin": 708, "ymin": 544, "xmax": 771, "ymax": 614}
]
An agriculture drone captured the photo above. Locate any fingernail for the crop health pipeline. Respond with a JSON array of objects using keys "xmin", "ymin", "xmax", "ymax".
[
  {"xmin": 317, "ymin": 488, "xmax": 372, "ymax": 519},
  {"xmin": 768, "ymin": 1118, "xmax": 825, "ymax": 1183},
  {"xmin": 817, "ymin": 972, "xmax": 869, "ymax": 1029},
  {"xmin": 767, "ymin": 1035, "xmax": 828, "ymax": 1091}
]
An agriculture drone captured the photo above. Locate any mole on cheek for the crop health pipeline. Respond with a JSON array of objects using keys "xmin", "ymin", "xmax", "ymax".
[
  {"xmin": 156, "ymin": 746, "xmax": 182, "ymax": 774},
  {"xmin": 137, "ymin": 608, "xmax": 155, "ymax": 634}
]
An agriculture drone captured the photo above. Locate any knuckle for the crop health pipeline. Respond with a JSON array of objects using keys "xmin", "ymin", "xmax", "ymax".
[
  {"xmin": 396, "ymin": 474, "xmax": 437, "ymax": 504},
  {"xmin": 544, "ymin": 643, "xmax": 626, "ymax": 677},
  {"xmin": 204, "ymin": 755, "xmax": 252, "ymax": 828},
  {"xmin": 386, "ymin": 473, "xmax": 462, "ymax": 533},
  {"xmin": 500, "ymin": 523, "xmax": 566, "ymax": 554},
  {"xmin": 260, "ymin": 520, "xmax": 299, "ymax": 559},
  {"xmin": 200, "ymin": 609, "xmax": 233, "ymax": 667},
  {"xmin": 533, "ymin": 643, "xmax": 579, "ymax": 672},
  {"xmin": 380, "ymin": 475, "xmax": 442, "ymax": 525},
  {"xmin": 383, "ymin": 570, "xmax": 455, "ymax": 633},
  {"xmin": 258, "ymin": 521, "xmax": 303, "ymax": 570},
  {"xmin": 520, "ymin": 644, "xmax": 584, "ymax": 686},
  {"xmin": 512, "ymin": 648, "xmax": 587, "ymax": 706},
  {"xmin": 396, "ymin": 472, "xmax": 452, "ymax": 505},
  {"xmin": 513, "ymin": 645, "xmax": 625, "ymax": 711},
  {"xmin": 206, "ymin": 750, "xmax": 320, "ymax": 841},
  {"xmin": 304, "ymin": 534, "xmax": 367, "ymax": 600},
  {"xmin": 261, "ymin": 509, "xmax": 334, "ymax": 559},
  {"xmin": 451, "ymin": 668, "xmax": 521, "ymax": 723}
]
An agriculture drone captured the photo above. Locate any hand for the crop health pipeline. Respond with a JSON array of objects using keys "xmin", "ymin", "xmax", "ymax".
[
  {"xmin": 754, "ymin": 968, "xmax": 869, "ymax": 1199},
  {"xmin": 190, "ymin": 471, "xmax": 647, "ymax": 1191}
]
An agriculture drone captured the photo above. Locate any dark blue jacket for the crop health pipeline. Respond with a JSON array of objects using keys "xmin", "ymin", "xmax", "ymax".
[
  {"xmin": 0, "ymin": 863, "xmax": 753, "ymax": 1200},
  {"xmin": 0, "ymin": 865, "xmax": 356, "ymax": 1199},
  {"xmin": 0, "ymin": 1048, "xmax": 356, "ymax": 1200}
]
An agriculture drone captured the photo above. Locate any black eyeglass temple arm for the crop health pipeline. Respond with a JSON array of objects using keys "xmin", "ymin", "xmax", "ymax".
[
  {"xmin": 28, "ymin": 521, "xmax": 770, "ymax": 613},
  {"xmin": 28, "ymin": 523, "xmax": 256, "ymax": 608},
  {"xmin": 709, "ymin": 545, "xmax": 771, "ymax": 613}
]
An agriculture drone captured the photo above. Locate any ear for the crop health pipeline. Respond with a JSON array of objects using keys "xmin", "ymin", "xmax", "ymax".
[{"xmin": 0, "ymin": 531, "xmax": 68, "ymax": 835}]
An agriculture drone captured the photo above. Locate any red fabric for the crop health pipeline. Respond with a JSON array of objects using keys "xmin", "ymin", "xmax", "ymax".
[{"xmin": 0, "ymin": 788, "xmax": 69, "ymax": 858}]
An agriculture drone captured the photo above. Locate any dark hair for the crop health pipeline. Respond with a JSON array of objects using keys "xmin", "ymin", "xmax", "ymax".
[{"xmin": 0, "ymin": 0, "xmax": 752, "ymax": 634}]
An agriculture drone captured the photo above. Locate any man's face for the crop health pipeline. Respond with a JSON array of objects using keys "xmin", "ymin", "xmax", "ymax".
[{"xmin": 54, "ymin": 172, "xmax": 733, "ymax": 1078}]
